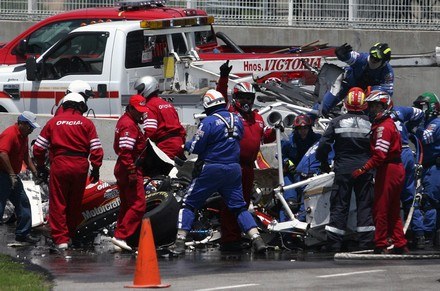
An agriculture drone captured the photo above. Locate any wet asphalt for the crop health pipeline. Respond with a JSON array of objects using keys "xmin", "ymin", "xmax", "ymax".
[{"xmin": 2, "ymin": 223, "xmax": 440, "ymax": 290}]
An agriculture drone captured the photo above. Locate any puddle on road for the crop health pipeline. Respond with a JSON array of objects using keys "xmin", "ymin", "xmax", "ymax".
[{"xmin": 0, "ymin": 222, "xmax": 343, "ymax": 280}]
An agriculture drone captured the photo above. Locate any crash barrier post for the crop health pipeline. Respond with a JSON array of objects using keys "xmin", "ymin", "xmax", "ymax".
[{"xmin": 125, "ymin": 218, "xmax": 170, "ymax": 288}]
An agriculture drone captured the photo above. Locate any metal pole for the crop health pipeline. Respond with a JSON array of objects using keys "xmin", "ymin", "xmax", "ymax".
[
  {"xmin": 288, "ymin": 0, "xmax": 293, "ymax": 26},
  {"xmin": 28, "ymin": 0, "xmax": 33, "ymax": 18},
  {"xmin": 275, "ymin": 127, "xmax": 284, "ymax": 186}
]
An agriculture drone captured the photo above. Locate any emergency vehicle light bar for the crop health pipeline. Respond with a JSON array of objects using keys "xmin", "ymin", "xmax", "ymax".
[
  {"xmin": 140, "ymin": 16, "xmax": 214, "ymax": 29},
  {"xmin": 115, "ymin": 0, "xmax": 166, "ymax": 10}
]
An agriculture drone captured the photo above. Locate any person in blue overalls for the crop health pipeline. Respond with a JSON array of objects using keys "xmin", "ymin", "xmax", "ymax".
[
  {"xmin": 278, "ymin": 140, "xmax": 334, "ymax": 249},
  {"xmin": 168, "ymin": 89, "xmax": 267, "ymax": 255},
  {"xmin": 316, "ymin": 42, "xmax": 394, "ymax": 117},
  {"xmin": 413, "ymin": 92, "xmax": 440, "ymax": 246},
  {"xmin": 391, "ymin": 104, "xmax": 425, "ymax": 248},
  {"xmin": 280, "ymin": 114, "xmax": 321, "ymax": 222}
]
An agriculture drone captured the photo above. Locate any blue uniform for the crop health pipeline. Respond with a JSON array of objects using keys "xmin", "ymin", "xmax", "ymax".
[
  {"xmin": 280, "ymin": 130, "xmax": 321, "ymax": 222},
  {"xmin": 319, "ymin": 51, "xmax": 394, "ymax": 116},
  {"xmin": 392, "ymin": 106, "xmax": 425, "ymax": 237},
  {"xmin": 178, "ymin": 108, "xmax": 257, "ymax": 233},
  {"xmin": 281, "ymin": 130, "xmax": 322, "ymax": 166},
  {"xmin": 280, "ymin": 141, "xmax": 334, "ymax": 222},
  {"xmin": 417, "ymin": 116, "xmax": 440, "ymax": 235}
]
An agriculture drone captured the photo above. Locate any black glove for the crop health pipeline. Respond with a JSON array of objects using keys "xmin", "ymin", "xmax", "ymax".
[
  {"xmin": 89, "ymin": 167, "xmax": 100, "ymax": 183},
  {"xmin": 219, "ymin": 60, "xmax": 232, "ymax": 77},
  {"xmin": 335, "ymin": 43, "xmax": 352, "ymax": 61},
  {"xmin": 274, "ymin": 122, "xmax": 285, "ymax": 133},
  {"xmin": 320, "ymin": 161, "xmax": 331, "ymax": 173},
  {"xmin": 34, "ymin": 175, "xmax": 45, "ymax": 185},
  {"xmin": 192, "ymin": 159, "xmax": 205, "ymax": 178},
  {"xmin": 283, "ymin": 159, "xmax": 296, "ymax": 175},
  {"xmin": 36, "ymin": 166, "xmax": 49, "ymax": 184},
  {"xmin": 9, "ymin": 174, "xmax": 18, "ymax": 189}
]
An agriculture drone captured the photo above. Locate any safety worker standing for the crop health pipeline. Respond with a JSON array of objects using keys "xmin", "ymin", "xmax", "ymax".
[
  {"xmin": 216, "ymin": 60, "xmax": 276, "ymax": 251},
  {"xmin": 0, "ymin": 111, "xmax": 41, "ymax": 245},
  {"xmin": 33, "ymin": 93, "xmax": 103, "ymax": 250},
  {"xmin": 280, "ymin": 114, "xmax": 321, "ymax": 222},
  {"xmin": 168, "ymin": 89, "xmax": 267, "ymax": 255},
  {"xmin": 134, "ymin": 76, "xmax": 186, "ymax": 177},
  {"xmin": 352, "ymin": 90, "xmax": 408, "ymax": 254},
  {"xmin": 413, "ymin": 92, "xmax": 440, "ymax": 246},
  {"xmin": 318, "ymin": 42, "xmax": 394, "ymax": 117},
  {"xmin": 316, "ymin": 87, "xmax": 375, "ymax": 252},
  {"xmin": 111, "ymin": 95, "xmax": 149, "ymax": 252}
]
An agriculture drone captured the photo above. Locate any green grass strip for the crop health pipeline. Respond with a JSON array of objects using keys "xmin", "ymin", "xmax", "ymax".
[{"xmin": 0, "ymin": 254, "xmax": 52, "ymax": 291}]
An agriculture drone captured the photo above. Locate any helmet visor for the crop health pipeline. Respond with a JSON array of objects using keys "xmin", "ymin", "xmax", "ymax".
[
  {"xmin": 369, "ymin": 54, "xmax": 382, "ymax": 63},
  {"xmin": 235, "ymin": 92, "xmax": 255, "ymax": 101},
  {"xmin": 414, "ymin": 100, "xmax": 429, "ymax": 112}
]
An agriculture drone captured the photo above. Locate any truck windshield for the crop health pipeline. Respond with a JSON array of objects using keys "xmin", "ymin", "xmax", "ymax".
[
  {"xmin": 41, "ymin": 32, "xmax": 108, "ymax": 79},
  {"xmin": 20, "ymin": 19, "xmax": 117, "ymax": 57},
  {"xmin": 25, "ymin": 19, "xmax": 90, "ymax": 55}
]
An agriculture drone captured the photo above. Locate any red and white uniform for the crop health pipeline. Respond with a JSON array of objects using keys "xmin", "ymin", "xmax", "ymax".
[
  {"xmin": 142, "ymin": 95, "xmax": 186, "ymax": 158},
  {"xmin": 113, "ymin": 112, "xmax": 146, "ymax": 240},
  {"xmin": 362, "ymin": 116, "xmax": 406, "ymax": 249},
  {"xmin": 217, "ymin": 76, "xmax": 276, "ymax": 244},
  {"xmin": 33, "ymin": 108, "xmax": 103, "ymax": 245}
]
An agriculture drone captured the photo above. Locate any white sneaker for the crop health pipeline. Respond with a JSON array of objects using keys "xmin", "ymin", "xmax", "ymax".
[
  {"xmin": 56, "ymin": 243, "xmax": 68, "ymax": 250},
  {"xmin": 113, "ymin": 244, "xmax": 122, "ymax": 252},
  {"xmin": 111, "ymin": 237, "xmax": 132, "ymax": 251}
]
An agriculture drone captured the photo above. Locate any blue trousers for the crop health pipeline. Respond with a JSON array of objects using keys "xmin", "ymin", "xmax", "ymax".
[
  {"xmin": 400, "ymin": 147, "xmax": 424, "ymax": 236},
  {"xmin": 178, "ymin": 163, "xmax": 257, "ymax": 233},
  {"xmin": 280, "ymin": 173, "xmax": 306, "ymax": 222},
  {"xmin": 420, "ymin": 165, "xmax": 440, "ymax": 234},
  {"xmin": 0, "ymin": 172, "xmax": 32, "ymax": 238}
]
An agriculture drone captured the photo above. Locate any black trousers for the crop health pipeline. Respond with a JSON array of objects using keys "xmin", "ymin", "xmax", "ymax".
[{"xmin": 326, "ymin": 172, "xmax": 375, "ymax": 248}]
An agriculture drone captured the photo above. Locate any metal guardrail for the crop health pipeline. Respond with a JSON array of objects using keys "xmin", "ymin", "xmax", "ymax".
[{"xmin": 0, "ymin": 0, "xmax": 439, "ymax": 30}]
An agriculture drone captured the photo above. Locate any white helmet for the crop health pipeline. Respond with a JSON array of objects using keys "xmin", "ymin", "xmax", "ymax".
[
  {"xmin": 202, "ymin": 89, "xmax": 225, "ymax": 109},
  {"xmin": 134, "ymin": 76, "xmax": 159, "ymax": 98},
  {"xmin": 66, "ymin": 80, "xmax": 94, "ymax": 99},
  {"xmin": 63, "ymin": 92, "xmax": 86, "ymax": 104}
]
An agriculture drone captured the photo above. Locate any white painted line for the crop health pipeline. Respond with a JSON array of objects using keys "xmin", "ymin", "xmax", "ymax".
[
  {"xmin": 195, "ymin": 283, "xmax": 260, "ymax": 291},
  {"xmin": 317, "ymin": 269, "xmax": 386, "ymax": 278}
]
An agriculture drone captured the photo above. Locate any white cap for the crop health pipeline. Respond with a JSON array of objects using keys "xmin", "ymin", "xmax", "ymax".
[{"xmin": 18, "ymin": 111, "xmax": 40, "ymax": 128}]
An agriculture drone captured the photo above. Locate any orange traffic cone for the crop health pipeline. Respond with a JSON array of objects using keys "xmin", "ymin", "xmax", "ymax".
[{"xmin": 125, "ymin": 218, "xmax": 171, "ymax": 288}]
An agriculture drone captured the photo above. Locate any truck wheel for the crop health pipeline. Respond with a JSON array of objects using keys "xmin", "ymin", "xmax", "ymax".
[{"xmin": 128, "ymin": 191, "xmax": 180, "ymax": 247}]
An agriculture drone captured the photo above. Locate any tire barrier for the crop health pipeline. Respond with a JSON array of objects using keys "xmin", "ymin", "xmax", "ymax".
[{"xmin": 334, "ymin": 251, "xmax": 440, "ymax": 260}]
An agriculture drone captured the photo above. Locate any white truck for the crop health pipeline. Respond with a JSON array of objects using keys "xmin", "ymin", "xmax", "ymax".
[{"xmin": 0, "ymin": 15, "xmax": 330, "ymax": 124}]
